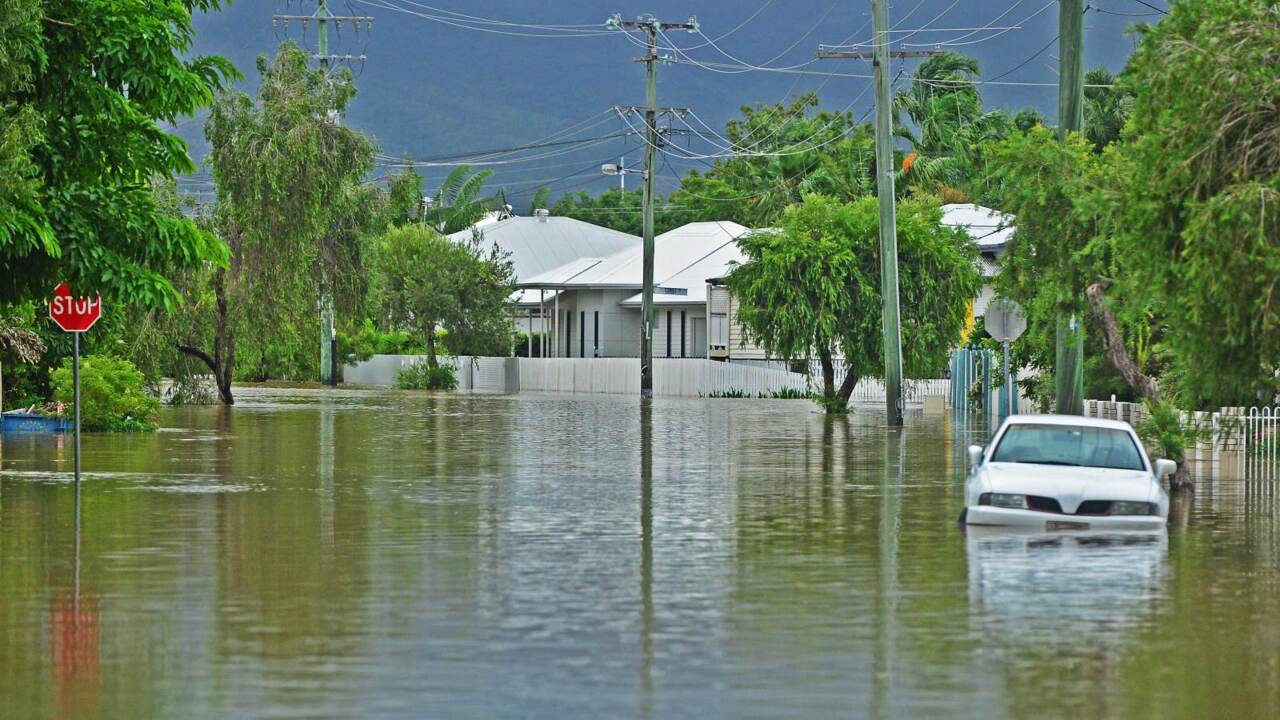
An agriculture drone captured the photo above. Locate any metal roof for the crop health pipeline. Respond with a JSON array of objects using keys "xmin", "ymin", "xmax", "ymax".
[
  {"xmin": 941, "ymin": 203, "xmax": 1014, "ymax": 253},
  {"xmin": 447, "ymin": 215, "xmax": 640, "ymax": 282},
  {"xmin": 519, "ymin": 221, "xmax": 751, "ymax": 294}
]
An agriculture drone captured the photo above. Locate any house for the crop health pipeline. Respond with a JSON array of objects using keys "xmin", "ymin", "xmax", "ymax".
[
  {"xmin": 446, "ymin": 211, "xmax": 641, "ymax": 342},
  {"xmin": 516, "ymin": 221, "xmax": 750, "ymax": 358},
  {"xmin": 707, "ymin": 204, "xmax": 1013, "ymax": 363}
]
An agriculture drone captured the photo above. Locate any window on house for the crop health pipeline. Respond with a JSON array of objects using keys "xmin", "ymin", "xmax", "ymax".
[{"xmin": 710, "ymin": 313, "xmax": 728, "ymax": 348}]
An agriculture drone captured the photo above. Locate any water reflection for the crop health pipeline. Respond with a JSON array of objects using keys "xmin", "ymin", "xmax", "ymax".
[{"xmin": 1, "ymin": 389, "xmax": 1279, "ymax": 718}]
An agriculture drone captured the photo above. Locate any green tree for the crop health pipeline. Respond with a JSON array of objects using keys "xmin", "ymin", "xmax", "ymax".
[
  {"xmin": 1082, "ymin": 67, "xmax": 1134, "ymax": 152},
  {"xmin": 894, "ymin": 52, "xmax": 1013, "ymax": 198},
  {"xmin": 1103, "ymin": 0, "xmax": 1280, "ymax": 406},
  {"xmin": 671, "ymin": 94, "xmax": 877, "ymax": 227},
  {"xmin": 175, "ymin": 43, "xmax": 374, "ymax": 404},
  {"xmin": 550, "ymin": 187, "xmax": 692, "ymax": 236},
  {"xmin": 51, "ymin": 355, "xmax": 159, "ymax": 432},
  {"xmin": 0, "ymin": 0, "xmax": 236, "ymax": 308},
  {"xmin": 369, "ymin": 225, "xmax": 515, "ymax": 368},
  {"xmin": 726, "ymin": 195, "xmax": 980, "ymax": 413},
  {"xmin": 425, "ymin": 165, "xmax": 497, "ymax": 234}
]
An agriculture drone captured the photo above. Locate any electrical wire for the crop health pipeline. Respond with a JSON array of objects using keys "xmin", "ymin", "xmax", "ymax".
[{"xmin": 352, "ymin": 0, "xmax": 613, "ymax": 38}]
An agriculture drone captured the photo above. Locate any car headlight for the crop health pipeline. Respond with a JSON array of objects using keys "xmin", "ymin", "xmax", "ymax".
[
  {"xmin": 1110, "ymin": 501, "xmax": 1156, "ymax": 516},
  {"xmin": 980, "ymin": 493, "xmax": 1028, "ymax": 509}
]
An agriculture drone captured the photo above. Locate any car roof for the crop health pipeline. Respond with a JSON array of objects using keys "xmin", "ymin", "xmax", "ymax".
[{"xmin": 999, "ymin": 414, "xmax": 1136, "ymax": 432}]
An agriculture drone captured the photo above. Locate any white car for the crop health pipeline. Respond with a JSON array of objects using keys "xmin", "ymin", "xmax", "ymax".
[{"xmin": 964, "ymin": 415, "xmax": 1175, "ymax": 531}]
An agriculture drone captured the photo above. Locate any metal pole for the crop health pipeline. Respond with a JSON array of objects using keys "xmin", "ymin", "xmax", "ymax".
[
  {"xmin": 73, "ymin": 331, "xmax": 80, "ymax": 484},
  {"xmin": 640, "ymin": 23, "xmax": 658, "ymax": 399},
  {"xmin": 1054, "ymin": 0, "xmax": 1085, "ymax": 415},
  {"xmin": 872, "ymin": 0, "xmax": 905, "ymax": 427},
  {"xmin": 316, "ymin": 0, "xmax": 337, "ymax": 386},
  {"xmin": 1003, "ymin": 340, "xmax": 1013, "ymax": 421},
  {"xmin": 620, "ymin": 156, "xmax": 626, "ymax": 191}
]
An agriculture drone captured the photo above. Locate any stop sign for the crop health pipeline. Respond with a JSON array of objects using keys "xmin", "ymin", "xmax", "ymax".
[{"xmin": 49, "ymin": 283, "xmax": 102, "ymax": 332}]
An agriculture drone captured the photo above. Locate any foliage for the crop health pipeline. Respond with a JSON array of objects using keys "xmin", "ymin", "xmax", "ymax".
[
  {"xmin": 1083, "ymin": 67, "xmax": 1135, "ymax": 152},
  {"xmin": 425, "ymin": 165, "xmax": 498, "ymax": 234},
  {"xmin": 894, "ymin": 53, "xmax": 1014, "ymax": 197},
  {"xmin": 51, "ymin": 355, "xmax": 159, "ymax": 432},
  {"xmin": 395, "ymin": 359, "xmax": 458, "ymax": 391},
  {"xmin": 671, "ymin": 95, "xmax": 877, "ymax": 227},
  {"xmin": 512, "ymin": 331, "xmax": 547, "ymax": 358},
  {"xmin": 0, "ymin": 0, "xmax": 237, "ymax": 309},
  {"xmin": 550, "ymin": 188, "xmax": 692, "ymax": 236},
  {"xmin": 174, "ymin": 42, "xmax": 375, "ymax": 403},
  {"xmin": 340, "ymin": 318, "xmax": 428, "ymax": 364},
  {"xmin": 1102, "ymin": 0, "xmax": 1280, "ymax": 407},
  {"xmin": 726, "ymin": 194, "xmax": 980, "ymax": 413},
  {"xmin": 369, "ymin": 224, "xmax": 515, "ymax": 368}
]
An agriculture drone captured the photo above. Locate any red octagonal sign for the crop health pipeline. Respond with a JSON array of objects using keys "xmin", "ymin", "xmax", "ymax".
[{"xmin": 49, "ymin": 283, "xmax": 102, "ymax": 333}]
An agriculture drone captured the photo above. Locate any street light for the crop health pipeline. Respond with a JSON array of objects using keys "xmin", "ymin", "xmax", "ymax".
[{"xmin": 601, "ymin": 163, "xmax": 646, "ymax": 178}]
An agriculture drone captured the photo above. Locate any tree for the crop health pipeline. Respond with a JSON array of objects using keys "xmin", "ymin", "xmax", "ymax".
[
  {"xmin": 1103, "ymin": 0, "xmax": 1280, "ymax": 407},
  {"xmin": 550, "ymin": 187, "xmax": 692, "ymax": 236},
  {"xmin": 425, "ymin": 165, "xmax": 497, "ymax": 234},
  {"xmin": 671, "ymin": 94, "xmax": 877, "ymax": 227},
  {"xmin": 0, "ymin": 311, "xmax": 43, "ymax": 411},
  {"xmin": 175, "ymin": 43, "xmax": 374, "ymax": 404},
  {"xmin": 369, "ymin": 225, "xmax": 515, "ymax": 368},
  {"xmin": 894, "ymin": 52, "xmax": 1014, "ymax": 198},
  {"xmin": 726, "ymin": 195, "xmax": 980, "ymax": 413},
  {"xmin": 0, "ymin": 0, "xmax": 236, "ymax": 308},
  {"xmin": 1082, "ymin": 67, "xmax": 1135, "ymax": 152}
]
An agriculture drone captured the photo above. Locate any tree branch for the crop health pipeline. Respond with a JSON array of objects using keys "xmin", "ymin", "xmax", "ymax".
[
  {"xmin": 176, "ymin": 344, "xmax": 217, "ymax": 373},
  {"xmin": 1085, "ymin": 280, "xmax": 1161, "ymax": 402}
]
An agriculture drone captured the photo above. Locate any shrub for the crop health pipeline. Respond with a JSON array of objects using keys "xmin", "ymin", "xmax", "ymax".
[
  {"xmin": 395, "ymin": 360, "xmax": 458, "ymax": 391},
  {"xmin": 52, "ymin": 355, "xmax": 159, "ymax": 432}
]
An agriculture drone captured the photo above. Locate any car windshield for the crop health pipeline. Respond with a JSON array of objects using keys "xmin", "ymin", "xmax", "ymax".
[{"xmin": 990, "ymin": 424, "xmax": 1147, "ymax": 471}]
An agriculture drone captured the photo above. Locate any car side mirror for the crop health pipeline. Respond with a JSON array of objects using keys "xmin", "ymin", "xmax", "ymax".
[
  {"xmin": 968, "ymin": 445, "xmax": 985, "ymax": 469},
  {"xmin": 1155, "ymin": 459, "xmax": 1177, "ymax": 479}
]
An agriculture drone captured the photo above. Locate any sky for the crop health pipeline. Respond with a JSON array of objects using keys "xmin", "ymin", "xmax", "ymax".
[{"xmin": 182, "ymin": 0, "xmax": 1168, "ymax": 208}]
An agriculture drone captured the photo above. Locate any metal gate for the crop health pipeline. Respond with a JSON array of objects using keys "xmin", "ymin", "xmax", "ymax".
[{"xmin": 949, "ymin": 348, "xmax": 994, "ymax": 420}]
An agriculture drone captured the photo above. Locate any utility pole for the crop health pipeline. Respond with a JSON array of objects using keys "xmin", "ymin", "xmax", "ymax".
[
  {"xmin": 817, "ymin": 9, "xmax": 940, "ymax": 427},
  {"xmin": 606, "ymin": 14, "xmax": 696, "ymax": 398},
  {"xmin": 273, "ymin": 1, "xmax": 371, "ymax": 386},
  {"xmin": 1055, "ymin": 0, "xmax": 1085, "ymax": 415}
]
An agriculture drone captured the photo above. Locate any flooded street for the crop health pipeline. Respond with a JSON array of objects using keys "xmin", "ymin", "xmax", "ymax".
[{"xmin": 2, "ymin": 388, "xmax": 1278, "ymax": 718}]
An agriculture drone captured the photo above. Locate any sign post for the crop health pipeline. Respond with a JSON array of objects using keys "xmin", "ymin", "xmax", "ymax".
[
  {"xmin": 49, "ymin": 284, "xmax": 102, "ymax": 484},
  {"xmin": 984, "ymin": 299, "xmax": 1027, "ymax": 422}
]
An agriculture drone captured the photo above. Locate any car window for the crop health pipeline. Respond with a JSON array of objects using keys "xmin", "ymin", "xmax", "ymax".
[{"xmin": 991, "ymin": 425, "xmax": 1146, "ymax": 471}]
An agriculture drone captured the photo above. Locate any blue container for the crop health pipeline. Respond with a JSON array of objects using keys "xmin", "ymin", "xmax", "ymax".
[{"xmin": 1, "ymin": 413, "xmax": 72, "ymax": 434}]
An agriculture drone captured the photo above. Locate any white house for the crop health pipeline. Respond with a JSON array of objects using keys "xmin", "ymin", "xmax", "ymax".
[{"xmin": 516, "ymin": 221, "xmax": 750, "ymax": 359}]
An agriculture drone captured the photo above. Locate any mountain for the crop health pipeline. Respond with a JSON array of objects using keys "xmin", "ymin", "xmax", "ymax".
[{"xmin": 184, "ymin": 0, "xmax": 1155, "ymax": 207}]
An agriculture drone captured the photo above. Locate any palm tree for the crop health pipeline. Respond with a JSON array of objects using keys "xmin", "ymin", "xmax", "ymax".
[
  {"xmin": 424, "ymin": 164, "xmax": 497, "ymax": 234},
  {"xmin": 1083, "ymin": 67, "xmax": 1135, "ymax": 151},
  {"xmin": 893, "ymin": 52, "xmax": 1013, "ymax": 196}
]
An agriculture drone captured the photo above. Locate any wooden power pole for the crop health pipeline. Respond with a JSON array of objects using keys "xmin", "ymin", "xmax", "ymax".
[
  {"xmin": 606, "ymin": 15, "xmax": 696, "ymax": 398},
  {"xmin": 817, "ymin": 5, "xmax": 940, "ymax": 427},
  {"xmin": 1055, "ymin": 0, "xmax": 1085, "ymax": 415}
]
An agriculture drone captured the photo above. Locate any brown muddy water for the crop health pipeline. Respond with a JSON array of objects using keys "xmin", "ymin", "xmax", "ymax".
[{"xmin": 1, "ymin": 387, "xmax": 1277, "ymax": 719}]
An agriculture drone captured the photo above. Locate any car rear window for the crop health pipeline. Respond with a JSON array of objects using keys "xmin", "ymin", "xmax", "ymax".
[{"xmin": 991, "ymin": 424, "xmax": 1146, "ymax": 471}]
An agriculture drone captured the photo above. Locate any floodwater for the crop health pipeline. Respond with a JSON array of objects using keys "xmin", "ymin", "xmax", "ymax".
[{"xmin": 1, "ymin": 388, "xmax": 1277, "ymax": 719}]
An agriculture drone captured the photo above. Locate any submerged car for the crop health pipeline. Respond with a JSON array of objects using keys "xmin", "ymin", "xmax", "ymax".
[{"xmin": 964, "ymin": 415, "xmax": 1175, "ymax": 531}]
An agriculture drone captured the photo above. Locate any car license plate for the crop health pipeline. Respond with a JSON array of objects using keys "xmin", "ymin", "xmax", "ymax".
[{"xmin": 1046, "ymin": 520, "xmax": 1091, "ymax": 531}]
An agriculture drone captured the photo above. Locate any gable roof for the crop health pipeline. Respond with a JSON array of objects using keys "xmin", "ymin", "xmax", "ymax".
[{"xmin": 447, "ymin": 215, "xmax": 639, "ymax": 282}]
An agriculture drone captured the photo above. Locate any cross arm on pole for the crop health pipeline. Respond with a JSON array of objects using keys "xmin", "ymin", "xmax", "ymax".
[{"xmin": 816, "ymin": 48, "xmax": 945, "ymax": 60}]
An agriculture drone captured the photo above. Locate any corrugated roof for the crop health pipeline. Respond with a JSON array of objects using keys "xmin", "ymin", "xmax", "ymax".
[
  {"xmin": 520, "ymin": 221, "xmax": 750, "ymax": 292},
  {"xmin": 448, "ymin": 215, "xmax": 639, "ymax": 282},
  {"xmin": 620, "ymin": 231, "xmax": 747, "ymax": 306},
  {"xmin": 941, "ymin": 203, "xmax": 1014, "ymax": 252}
]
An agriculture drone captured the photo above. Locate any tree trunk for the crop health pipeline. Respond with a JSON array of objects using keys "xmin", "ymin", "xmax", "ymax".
[
  {"xmin": 425, "ymin": 322, "xmax": 439, "ymax": 370},
  {"xmin": 819, "ymin": 350, "xmax": 836, "ymax": 400},
  {"xmin": 836, "ymin": 366, "xmax": 860, "ymax": 407},
  {"xmin": 1084, "ymin": 280, "xmax": 1160, "ymax": 402},
  {"xmin": 1085, "ymin": 280, "xmax": 1193, "ymax": 491},
  {"xmin": 176, "ymin": 266, "xmax": 236, "ymax": 405}
]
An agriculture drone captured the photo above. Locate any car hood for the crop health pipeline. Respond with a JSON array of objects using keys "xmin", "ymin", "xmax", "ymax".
[{"xmin": 983, "ymin": 462, "xmax": 1158, "ymax": 512}]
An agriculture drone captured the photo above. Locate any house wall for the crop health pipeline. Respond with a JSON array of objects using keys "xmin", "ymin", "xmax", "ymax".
[
  {"xmin": 727, "ymin": 291, "xmax": 768, "ymax": 360},
  {"xmin": 567, "ymin": 289, "xmax": 640, "ymax": 358},
  {"xmin": 654, "ymin": 306, "xmax": 707, "ymax": 358}
]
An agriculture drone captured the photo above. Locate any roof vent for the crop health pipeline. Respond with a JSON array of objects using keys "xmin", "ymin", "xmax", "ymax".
[{"xmin": 535, "ymin": 208, "xmax": 550, "ymax": 222}]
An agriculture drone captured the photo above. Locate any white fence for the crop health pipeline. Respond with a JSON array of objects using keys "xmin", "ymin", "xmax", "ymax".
[
  {"xmin": 1244, "ymin": 407, "xmax": 1280, "ymax": 480},
  {"xmin": 346, "ymin": 354, "xmax": 950, "ymax": 401}
]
